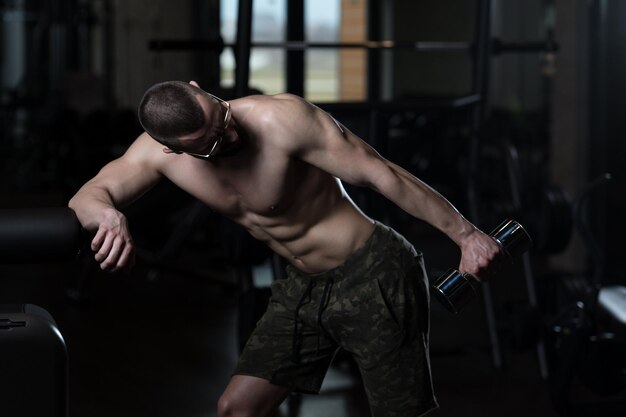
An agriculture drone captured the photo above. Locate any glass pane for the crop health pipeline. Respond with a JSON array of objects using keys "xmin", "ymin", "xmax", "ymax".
[
  {"xmin": 305, "ymin": 50, "xmax": 338, "ymax": 102},
  {"xmin": 220, "ymin": 0, "xmax": 237, "ymax": 88},
  {"xmin": 221, "ymin": 0, "xmax": 286, "ymax": 94},
  {"xmin": 252, "ymin": 0, "xmax": 285, "ymax": 42},
  {"xmin": 305, "ymin": 0, "xmax": 340, "ymax": 42},
  {"xmin": 250, "ymin": 49, "xmax": 285, "ymax": 94},
  {"xmin": 304, "ymin": 0, "xmax": 341, "ymax": 102},
  {"xmin": 250, "ymin": 0, "xmax": 285, "ymax": 94}
]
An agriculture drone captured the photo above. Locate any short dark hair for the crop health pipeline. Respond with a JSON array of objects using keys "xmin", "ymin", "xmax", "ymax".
[{"xmin": 138, "ymin": 80, "xmax": 206, "ymax": 148}]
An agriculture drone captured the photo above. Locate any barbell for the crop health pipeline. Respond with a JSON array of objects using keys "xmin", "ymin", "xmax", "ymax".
[{"xmin": 148, "ymin": 38, "xmax": 558, "ymax": 55}]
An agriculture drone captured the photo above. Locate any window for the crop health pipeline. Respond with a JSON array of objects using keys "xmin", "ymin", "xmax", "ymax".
[
  {"xmin": 220, "ymin": 0, "xmax": 368, "ymax": 101},
  {"xmin": 220, "ymin": 0, "xmax": 286, "ymax": 94}
]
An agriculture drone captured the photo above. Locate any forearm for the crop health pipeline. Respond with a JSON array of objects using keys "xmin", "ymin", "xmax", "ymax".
[
  {"xmin": 68, "ymin": 184, "xmax": 124, "ymax": 232},
  {"xmin": 68, "ymin": 178, "xmax": 137, "ymax": 272}
]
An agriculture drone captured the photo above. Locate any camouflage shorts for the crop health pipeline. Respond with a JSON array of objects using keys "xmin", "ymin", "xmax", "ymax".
[{"xmin": 235, "ymin": 222, "xmax": 439, "ymax": 417}]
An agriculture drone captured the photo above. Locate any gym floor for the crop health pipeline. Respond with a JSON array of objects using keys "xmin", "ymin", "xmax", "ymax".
[{"xmin": 1, "ymin": 211, "xmax": 567, "ymax": 417}]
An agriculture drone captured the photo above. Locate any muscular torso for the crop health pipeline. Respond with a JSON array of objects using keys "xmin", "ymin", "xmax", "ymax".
[{"xmin": 152, "ymin": 95, "xmax": 375, "ymax": 273}]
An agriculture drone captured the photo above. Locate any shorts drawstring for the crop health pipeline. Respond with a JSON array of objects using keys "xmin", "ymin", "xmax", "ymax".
[
  {"xmin": 292, "ymin": 276, "xmax": 334, "ymax": 364},
  {"xmin": 316, "ymin": 277, "xmax": 334, "ymax": 357},
  {"xmin": 292, "ymin": 279, "xmax": 314, "ymax": 364}
]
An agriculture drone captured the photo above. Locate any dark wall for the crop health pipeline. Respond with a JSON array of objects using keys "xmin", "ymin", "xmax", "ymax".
[{"xmin": 391, "ymin": 0, "xmax": 475, "ymax": 97}]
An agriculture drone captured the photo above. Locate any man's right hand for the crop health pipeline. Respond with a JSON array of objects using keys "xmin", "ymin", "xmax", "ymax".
[
  {"xmin": 458, "ymin": 228, "xmax": 503, "ymax": 281},
  {"xmin": 91, "ymin": 208, "xmax": 135, "ymax": 273}
]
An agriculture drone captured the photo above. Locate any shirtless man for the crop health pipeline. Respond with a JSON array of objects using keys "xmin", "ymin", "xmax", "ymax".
[{"xmin": 69, "ymin": 80, "xmax": 501, "ymax": 417}]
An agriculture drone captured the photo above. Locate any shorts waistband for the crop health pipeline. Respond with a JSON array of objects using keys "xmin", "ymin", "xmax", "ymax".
[{"xmin": 286, "ymin": 221, "xmax": 416, "ymax": 282}]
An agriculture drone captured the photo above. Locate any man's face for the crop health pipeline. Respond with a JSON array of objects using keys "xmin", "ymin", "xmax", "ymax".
[{"xmin": 174, "ymin": 92, "xmax": 231, "ymax": 159}]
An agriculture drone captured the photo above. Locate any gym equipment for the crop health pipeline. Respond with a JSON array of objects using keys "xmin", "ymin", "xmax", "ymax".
[
  {"xmin": 529, "ymin": 186, "xmax": 573, "ymax": 255},
  {"xmin": 544, "ymin": 174, "xmax": 626, "ymax": 415},
  {"xmin": 431, "ymin": 219, "xmax": 532, "ymax": 314},
  {"xmin": 0, "ymin": 207, "xmax": 82, "ymax": 264},
  {"xmin": 0, "ymin": 304, "xmax": 68, "ymax": 417},
  {"xmin": 149, "ymin": 37, "xmax": 556, "ymax": 55},
  {"xmin": 0, "ymin": 207, "xmax": 82, "ymax": 417}
]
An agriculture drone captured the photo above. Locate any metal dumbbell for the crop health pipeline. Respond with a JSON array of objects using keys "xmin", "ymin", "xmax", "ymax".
[{"xmin": 432, "ymin": 219, "xmax": 532, "ymax": 314}]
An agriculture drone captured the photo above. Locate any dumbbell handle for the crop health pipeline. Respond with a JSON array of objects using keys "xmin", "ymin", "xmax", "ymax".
[{"xmin": 431, "ymin": 219, "xmax": 532, "ymax": 314}]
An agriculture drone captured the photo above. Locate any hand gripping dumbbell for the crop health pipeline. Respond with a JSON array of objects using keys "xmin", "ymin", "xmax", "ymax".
[{"xmin": 432, "ymin": 219, "xmax": 532, "ymax": 314}]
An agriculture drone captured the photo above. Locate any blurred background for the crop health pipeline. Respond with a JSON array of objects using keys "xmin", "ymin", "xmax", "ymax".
[{"xmin": 1, "ymin": 0, "xmax": 625, "ymax": 416}]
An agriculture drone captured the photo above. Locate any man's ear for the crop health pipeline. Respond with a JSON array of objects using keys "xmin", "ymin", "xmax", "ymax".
[
  {"xmin": 163, "ymin": 147, "xmax": 182, "ymax": 154},
  {"xmin": 189, "ymin": 80, "xmax": 200, "ymax": 88}
]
